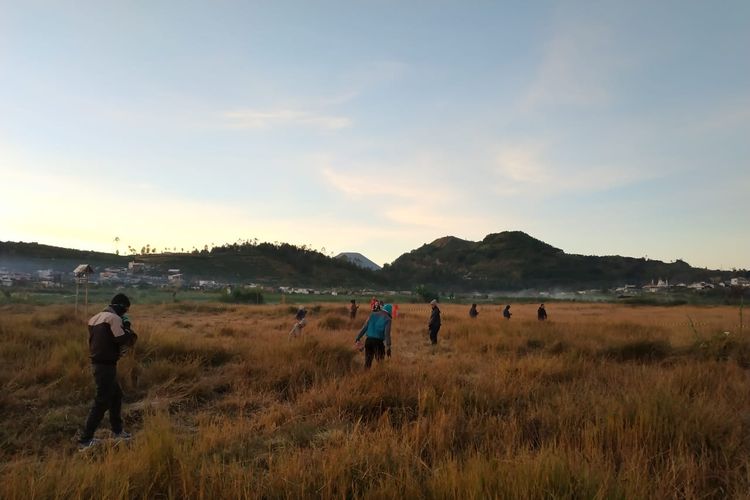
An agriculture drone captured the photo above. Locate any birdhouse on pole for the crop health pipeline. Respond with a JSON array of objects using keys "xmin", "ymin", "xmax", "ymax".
[{"xmin": 73, "ymin": 264, "xmax": 94, "ymax": 316}]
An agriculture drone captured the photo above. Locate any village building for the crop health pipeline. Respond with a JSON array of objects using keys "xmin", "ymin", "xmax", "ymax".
[
  {"xmin": 167, "ymin": 273, "xmax": 183, "ymax": 284},
  {"xmin": 128, "ymin": 261, "xmax": 146, "ymax": 273},
  {"xmin": 643, "ymin": 279, "xmax": 669, "ymax": 293}
]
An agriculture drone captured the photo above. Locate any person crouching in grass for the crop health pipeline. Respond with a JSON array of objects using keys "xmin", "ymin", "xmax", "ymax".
[
  {"xmin": 354, "ymin": 303, "xmax": 392, "ymax": 369},
  {"xmin": 288, "ymin": 307, "xmax": 307, "ymax": 339}
]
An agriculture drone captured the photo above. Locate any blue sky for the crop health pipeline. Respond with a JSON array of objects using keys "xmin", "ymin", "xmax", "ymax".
[{"xmin": 1, "ymin": 1, "xmax": 748, "ymax": 269}]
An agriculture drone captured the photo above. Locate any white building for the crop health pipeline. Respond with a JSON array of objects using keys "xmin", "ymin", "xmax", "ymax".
[
  {"xmin": 167, "ymin": 273, "xmax": 183, "ymax": 283},
  {"xmin": 37, "ymin": 269, "xmax": 54, "ymax": 280}
]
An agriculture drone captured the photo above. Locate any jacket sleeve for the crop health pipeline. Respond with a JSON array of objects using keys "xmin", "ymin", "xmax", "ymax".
[
  {"xmin": 109, "ymin": 315, "xmax": 136, "ymax": 346},
  {"xmin": 384, "ymin": 317, "xmax": 392, "ymax": 349},
  {"xmin": 123, "ymin": 326, "xmax": 138, "ymax": 346},
  {"xmin": 356, "ymin": 318, "xmax": 369, "ymax": 342}
]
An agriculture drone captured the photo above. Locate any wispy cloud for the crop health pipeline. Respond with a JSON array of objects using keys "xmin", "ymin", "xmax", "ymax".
[
  {"xmin": 383, "ymin": 204, "xmax": 487, "ymax": 230},
  {"xmin": 320, "ymin": 160, "xmax": 457, "ymax": 201},
  {"xmin": 521, "ymin": 24, "xmax": 619, "ymax": 112},
  {"xmin": 495, "ymin": 143, "xmax": 551, "ymax": 185},
  {"xmin": 321, "ymin": 167, "xmax": 444, "ymax": 199},
  {"xmin": 223, "ymin": 109, "xmax": 351, "ymax": 130},
  {"xmin": 492, "ymin": 142, "xmax": 657, "ymax": 196},
  {"xmin": 317, "ymin": 156, "xmax": 499, "ymax": 233}
]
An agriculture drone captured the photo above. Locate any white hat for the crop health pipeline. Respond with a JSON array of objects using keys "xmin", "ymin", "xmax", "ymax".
[{"xmin": 430, "ymin": 299, "xmax": 438, "ymax": 305}]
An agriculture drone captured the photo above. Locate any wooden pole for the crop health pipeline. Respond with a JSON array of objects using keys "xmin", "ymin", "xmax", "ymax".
[
  {"xmin": 84, "ymin": 276, "xmax": 89, "ymax": 317},
  {"xmin": 75, "ymin": 277, "xmax": 79, "ymax": 315}
]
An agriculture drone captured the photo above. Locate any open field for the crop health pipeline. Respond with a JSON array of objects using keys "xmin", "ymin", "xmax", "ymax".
[{"xmin": 1, "ymin": 301, "xmax": 749, "ymax": 498}]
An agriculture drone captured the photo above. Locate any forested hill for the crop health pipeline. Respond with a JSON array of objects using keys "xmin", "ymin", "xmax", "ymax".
[
  {"xmin": 383, "ymin": 231, "xmax": 734, "ymax": 290},
  {"xmin": 2, "ymin": 233, "xmax": 741, "ymax": 290},
  {"xmin": 0, "ymin": 241, "xmax": 129, "ymax": 272},
  {"xmin": 142, "ymin": 242, "xmax": 383, "ymax": 287},
  {"xmin": 0, "ymin": 241, "xmax": 383, "ymax": 288}
]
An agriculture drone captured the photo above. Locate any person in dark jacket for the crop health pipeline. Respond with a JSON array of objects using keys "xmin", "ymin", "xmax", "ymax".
[
  {"xmin": 355, "ymin": 303, "xmax": 392, "ymax": 368},
  {"xmin": 78, "ymin": 293, "xmax": 137, "ymax": 449},
  {"xmin": 289, "ymin": 307, "xmax": 307, "ymax": 339},
  {"xmin": 349, "ymin": 299, "xmax": 359, "ymax": 320},
  {"xmin": 428, "ymin": 299, "xmax": 441, "ymax": 345},
  {"xmin": 537, "ymin": 303, "xmax": 548, "ymax": 321},
  {"xmin": 469, "ymin": 303, "xmax": 478, "ymax": 319},
  {"xmin": 503, "ymin": 305, "xmax": 512, "ymax": 319}
]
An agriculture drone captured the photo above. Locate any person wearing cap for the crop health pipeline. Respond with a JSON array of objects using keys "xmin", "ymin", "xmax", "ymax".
[
  {"xmin": 289, "ymin": 307, "xmax": 307, "ymax": 339},
  {"xmin": 428, "ymin": 299, "xmax": 441, "ymax": 345},
  {"xmin": 354, "ymin": 302, "xmax": 392, "ymax": 368},
  {"xmin": 78, "ymin": 293, "xmax": 137, "ymax": 449}
]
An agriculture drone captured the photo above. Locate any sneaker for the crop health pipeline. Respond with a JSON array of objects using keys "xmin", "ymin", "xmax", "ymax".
[
  {"xmin": 112, "ymin": 430, "xmax": 132, "ymax": 441},
  {"xmin": 78, "ymin": 438, "xmax": 100, "ymax": 451}
]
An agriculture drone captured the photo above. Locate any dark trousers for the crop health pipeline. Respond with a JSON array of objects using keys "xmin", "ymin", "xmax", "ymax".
[
  {"xmin": 81, "ymin": 364, "xmax": 123, "ymax": 441},
  {"xmin": 364, "ymin": 337, "xmax": 385, "ymax": 368},
  {"xmin": 429, "ymin": 326, "xmax": 440, "ymax": 345}
]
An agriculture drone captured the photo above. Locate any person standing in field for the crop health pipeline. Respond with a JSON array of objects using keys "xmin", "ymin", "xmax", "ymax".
[
  {"xmin": 503, "ymin": 304, "xmax": 512, "ymax": 320},
  {"xmin": 537, "ymin": 303, "xmax": 548, "ymax": 321},
  {"xmin": 78, "ymin": 293, "xmax": 137, "ymax": 450},
  {"xmin": 469, "ymin": 303, "xmax": 478, "ymax": 319},
  {"xmin": 349, "ymin": 299, "xmax": 359, "ymax": 320},
  {"xmin": 370, "ymin": 296, "xmax": 378, "ymax": 311},
  {"xmin": 428, "ymin": 299, "xmax": 441, "ymax": 345},
  {"xmin": 354, "ymin": 302, "xmax": 392, "ymax": 368},
  {"xmin": 289, "ymin": 307, "xmax": 307, "ymax": 339}
]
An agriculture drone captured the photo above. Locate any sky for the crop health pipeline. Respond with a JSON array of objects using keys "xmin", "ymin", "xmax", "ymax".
[{"xmin": 1, "ymin": 1, "xmax": 748, "ymax": 269}]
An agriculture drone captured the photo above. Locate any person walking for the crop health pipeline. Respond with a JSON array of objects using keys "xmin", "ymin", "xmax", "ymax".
[
  {"xmin": 503, "ymin": 304, "xmax": 512, "ymax": 320},
  {"xmin": 354, "ymin": 303, "xmax": 392, "ymax": 368},
  {"xmin": 537, "ymin": 303, "xmax": 548, "ymax": 321},
  {"xmin": 428, "ymin": 299, "xmax": 441, "ymax": 345},
  {"xmin": 78, "ymin": 293, "xmax": 137, "ymax": 450},
  {"xmin": 469, "ymin": 303, "xmax": 478, "ymax": 319},
  {"xmin": 349, "ymin": 299, "xmax": 359, "ymax": 320},
  {"xmin": 289, "ymin": 307, "xmax": 307, "ymax": 339}
]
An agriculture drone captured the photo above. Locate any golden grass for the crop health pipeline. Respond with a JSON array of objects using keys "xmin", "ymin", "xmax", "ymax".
[{"xmin": 1, "ymin": 302, "xmax": 748, "ymax": 499}]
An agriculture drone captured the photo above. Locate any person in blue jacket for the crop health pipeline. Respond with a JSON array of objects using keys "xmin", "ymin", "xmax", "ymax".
[{"xmin": 354, "ymin": 303, "xmax": 392, "ymax": 368}]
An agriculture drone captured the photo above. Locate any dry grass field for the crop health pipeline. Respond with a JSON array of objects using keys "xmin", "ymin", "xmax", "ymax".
[{"xmin": 1, "ymin": 301, "xmax": 748, "ymax": 499}]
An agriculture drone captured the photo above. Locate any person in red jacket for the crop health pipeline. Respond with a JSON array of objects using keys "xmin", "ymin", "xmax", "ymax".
[{"xmin": 78, "ymin": 293, "xmax": 137, "ymax": 450}]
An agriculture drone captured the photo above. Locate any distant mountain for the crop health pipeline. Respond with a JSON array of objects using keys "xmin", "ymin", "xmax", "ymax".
[
  {"xmin": 335, "ymin": 252, "xmax": 382, "ymax": 271},
  {"xmin": 384, "ymin": 231, "xmax": 733, "ymax": 291}
]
